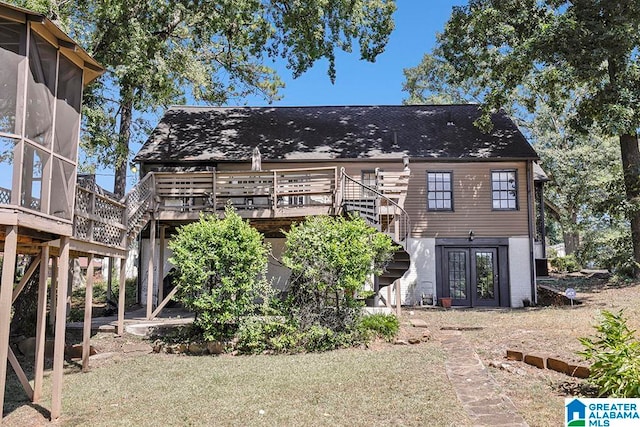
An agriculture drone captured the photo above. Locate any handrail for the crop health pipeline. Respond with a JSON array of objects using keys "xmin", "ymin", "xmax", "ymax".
[
  {"xmin": 121, "ymin": 172, "xmax": 155, "ymax": 246},
  {"xmin": 340, "ymin": 168, "xmax": 410, "ymax": 247}
]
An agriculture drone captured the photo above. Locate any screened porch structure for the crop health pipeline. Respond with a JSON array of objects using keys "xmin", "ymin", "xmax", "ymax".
[{"xmin": 0, "ymin": 3, "xmax": 116, "ymax": 422}]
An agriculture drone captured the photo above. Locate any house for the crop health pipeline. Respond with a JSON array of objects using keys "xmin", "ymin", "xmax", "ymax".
[{"xmin": 131, "ymin": 104, "xmax": 545, "ymax": 311}]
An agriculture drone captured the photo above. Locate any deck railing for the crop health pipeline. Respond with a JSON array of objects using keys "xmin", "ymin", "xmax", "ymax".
[
  {"xmin": 71, "ymin": 166, "xmax": 408, "ymax": 250},
  {"xmin": 0, "ymin": 187, "xmax": 11, "ymax": 204},
  {"xmin": 73, "ymin": 179, "xmax": 127, "ymax": 248},
  {"xmin": 152, "ymin": 167, "xmax": 338, "ymax": 212}
]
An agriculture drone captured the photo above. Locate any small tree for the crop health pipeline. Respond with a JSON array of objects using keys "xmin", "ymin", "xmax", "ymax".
[
  {"xmin": 282, "ymin": 215, "xmax": 397, "ymax": 331},
  {"xmin": 579, "ymin": 310, "xmax": 640, "ymax": 397},
  {"xmin": 168, "ymin": 207, "xmax": 269, "ymax": 341}
]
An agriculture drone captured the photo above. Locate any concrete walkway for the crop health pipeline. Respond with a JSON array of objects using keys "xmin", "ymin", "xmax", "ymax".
[
  {"xmin": 439, "ymin": 330, "xmax": 529, "ymax": 427},
  {"xmin": 67, "ymin": 307, "xmax": 194, "ymax": 336}
]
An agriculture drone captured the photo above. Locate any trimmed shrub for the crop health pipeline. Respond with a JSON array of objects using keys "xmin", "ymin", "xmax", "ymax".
[
  {"xmin": 282, "ymin": 215, "xmax": 398, "ymax": 331},
  {"xmin": 168, "ymin": 207, "xmax": 269, "ymax": 341},
  {"xmin": 235, "ymin": 317, "xmax": 298, "ymax": 354},
  {"xmin": 549, "ymin": 254, "xmax": 580, "ymax": 273},
  {"xmin": 358, "ymin": 313, "xmax": 399, "ymax": 342}
]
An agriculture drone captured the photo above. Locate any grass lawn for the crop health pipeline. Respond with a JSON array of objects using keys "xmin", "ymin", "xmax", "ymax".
[
  {"xmin": 6, "ymin": 343, "xmax": 470, "ymax": 426},
  {"xmin": 4, "ymin": 275, "xmax": 640, "ymax": 426}
]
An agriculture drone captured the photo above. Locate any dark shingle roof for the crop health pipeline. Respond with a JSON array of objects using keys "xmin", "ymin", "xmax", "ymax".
[{"xmin": 134, "ymin": 105, "xmax": 537, "ymax": 163}]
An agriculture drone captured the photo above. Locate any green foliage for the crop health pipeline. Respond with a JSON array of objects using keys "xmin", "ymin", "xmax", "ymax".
[
  {"xmin": 402, "ymin": 5, "xmax": 637, "ymax": 274},
  {"xmin": 549, "ymin": 254, "xmax": 580, "ymax": 273},
  {"xmin": 357, "ymin": 313, "xmax": 399, "ymax": 342},
  {"xmin": 577, "ymin": 228, "xmax": 637, "ymax": 276},
  {"xmin": 282, "ymin": 215, "xmax": 398, "ymax": 331},
  {"xmin": 296, "ymin": 325, "xmax": 357, "ymax": 352},
  {"xmin": 168, "ymin": 207, "xmax": 269, "ymax": 341},
  {"xmin": 435, "ymin": 0, "xmax": 640, "ymax": 276},
  {"xmin": 235, "ymin": 317, "xmax": 299, "ymax": 355},
  {"xmin": 235, "ymin": 317, "xmax": 368, "ymax": 354},
  {"xmin": 16, "ymin": 0, "xmax": 395, "ymax": 193},
  {"xmin": 579, "ymin": 310, "xmax": 640, "ymax": 397}
]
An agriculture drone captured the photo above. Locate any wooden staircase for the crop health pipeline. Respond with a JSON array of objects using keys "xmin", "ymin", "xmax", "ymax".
[{"xmin": 339, "ymin": 168, "xmax": 411, "ymax": 310}]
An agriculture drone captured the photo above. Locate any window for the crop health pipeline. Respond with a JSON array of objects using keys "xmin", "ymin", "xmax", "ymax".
[
  {"xmin": 427, "ymin": 171, "xmax": 452, "ymax": 211},
  {"xmin": 361, "ymin": 170, "xmax": 377, "ymax": 197},
  {"xmin": 491, "ymin": 170, "xmax": 518, "ymax": 210}
]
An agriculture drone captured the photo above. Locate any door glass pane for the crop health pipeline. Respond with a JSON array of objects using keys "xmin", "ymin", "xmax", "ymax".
[
  {"xmin": 448, "ymin": 251, "xmax": 467, "ymax": 299},
  {"xmin": 475, "ymin": 252, "xmax": 495, "ymax": 299}
]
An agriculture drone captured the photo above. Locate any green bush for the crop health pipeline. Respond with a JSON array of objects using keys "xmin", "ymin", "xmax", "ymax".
[
  {"xmin": 358, "ymin": 313, "xmax": 399, "ymax": 342},
  {"xmin": 578, "ymin": 310, "xmax": 640, "ymax": 397},
  {"xmin": 549, "ymin": 254, "xmax": 581, "ymax": 273},
  {"xmin": 282, "ymin": 215, "xmax": 398, "ymax": 331},
  {"xmin": 297, "ymin": 325, "xmax": 359, "ymax": 352},
  {"xmin": 577, "ymin": 229, "xmax": 636, "ymax": 276},
  {"xmin": 235, "ymin": 317, "xmax": 298, "ymax": 354},
  {"xmin": 168, "ymin": 207, "xmax": 270, "ymax": 341}
]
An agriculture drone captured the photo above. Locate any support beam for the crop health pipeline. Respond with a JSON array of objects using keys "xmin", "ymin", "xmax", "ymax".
[
  {"xmin": 33, "ymin": 245, "xmax": 50, "ymax": 403},
  {"xmin": 51, "ymin": 236, "xmax": 70, "ymax": 421},
  {"xmin": 0, "ymin": 225, "xmax": 18, "ymax": 420},
  {"xmin": 7, "ymin": 347, "xmax": 33, "ymax": 400},
  {"xmin": 146, "ymin": 219, "xmax": 156, "ymax": 319},
  {"xmin": 49, "ymin": 257, "xmax": 58, "ymax": 331},
  {"xmin": 82, "ymin": 254, "xmax": 94, "ymax": 372},
  {"xmin": 395, "ymin": 279, "xmax": 402, "ymax": 317},
  {"xmin": 117, "ymin": 256, "xmax": 127, "ymax": 336},
  {"xmin": 11, "ymin": 254, "xmax": 41, "ymax": 304},
  {"xmin": 157, "ymin": 225, "xmax": 165, "ymax": 305},
  {"xmin": 106, "ymin": 257, "xmax": 113, "ymax": 302},
  {"xmin": 149, "ymin": 285, "xmax": 179, "ymax": 320}
]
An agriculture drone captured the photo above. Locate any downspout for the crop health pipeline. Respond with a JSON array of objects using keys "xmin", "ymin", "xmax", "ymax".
[{"xmin": 526, "ymin": 161, "xmax": 536, "ymax": 304}]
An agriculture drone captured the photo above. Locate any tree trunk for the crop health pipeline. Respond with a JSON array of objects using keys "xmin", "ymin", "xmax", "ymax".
[
  {"xmin": 563, "ymin": 231, "xmax": 580, "ymax": 255},
  {"xmin": 619, "ymin": 133, "xmax": 640, "ymax": 278},
  {"xmin": 113, "ymin": 95, "xmax": 133, "ymax": 198}
]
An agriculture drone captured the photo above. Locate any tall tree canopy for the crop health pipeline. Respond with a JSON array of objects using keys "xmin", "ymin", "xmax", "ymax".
[
  {"xmin": 431, "ymin": 0, "xmax": 640, "ymax": 276},
  {"xmin": 14, "ymin": 0, "xmax": 396, "ymax": 196},
  {"xmin": 403, "ymin": 53, "xmax": 629, "ymax": 270}
]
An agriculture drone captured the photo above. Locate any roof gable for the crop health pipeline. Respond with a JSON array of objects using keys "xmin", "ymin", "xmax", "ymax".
[{"xmin": 134, "ymin": 105, "xmax": 537, "ymax": 163}]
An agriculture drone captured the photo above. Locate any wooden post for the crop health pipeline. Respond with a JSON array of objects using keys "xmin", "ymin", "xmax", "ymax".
[
  {"xmin": 51, "ymin": 236, "xmax": 70, "ymax": 420},
  {"xmin": 146, "ymin": 219, "xmax": 156, "ymax": 319},
  {"xmin": 117, "ymin": 256, "xmax": 127, "ymax": 336},
  {"xmin": 158, "ymin": 225, "xmax": 165, "ymax": 304},
  {"xmin": 272, "ymin": 170, "xmax": 277, "ymax": 211},
  {"xmin": 106, "ymin": 257, "xmax": 113, "ymax": 302},
  {"xmin": 49, "ymin": 256, "xmax": 58, "ymax": 330},
  {"xmin": 82, "ymin": 254, "xmax": 94, "ymax": 372},
  {"xmin": 395, "ymin": 279, "xmax": 402, "ymax": 317},
  {"xmin": 33, "ymin": 245, "xmax": 50, "ymax": 402},
  {"xmin": 0, "ymin": 225, "xmax": 18, "ymax": 420}
]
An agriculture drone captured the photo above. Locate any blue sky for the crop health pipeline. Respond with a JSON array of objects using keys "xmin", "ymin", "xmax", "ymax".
[
  {"xmin": 98, "ymin": 1, "xmax": 466, "ymax": 190},
  {"xmin": 238, "ymin": 1, "xmax": 466, "ymax": 107}
]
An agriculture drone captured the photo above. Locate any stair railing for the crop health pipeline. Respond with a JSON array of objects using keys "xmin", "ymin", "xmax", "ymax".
[
  {"xmin": 121, "ymin": 172, "xmax": 155, "ymax": 246},
  {"xmin": 339, "ymin": 168, "xmax": 410, "ymax": 248}
]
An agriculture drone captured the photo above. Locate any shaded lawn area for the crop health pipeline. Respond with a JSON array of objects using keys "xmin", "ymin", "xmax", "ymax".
[{"xmin": 6, "ymin": 343, "xmax": 470, "ymax": 426}]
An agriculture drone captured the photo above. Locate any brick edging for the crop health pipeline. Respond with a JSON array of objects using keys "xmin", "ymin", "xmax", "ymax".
[{"xmin": 506, "ymin": 349, "xmax": 590, "ymax": 379}]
